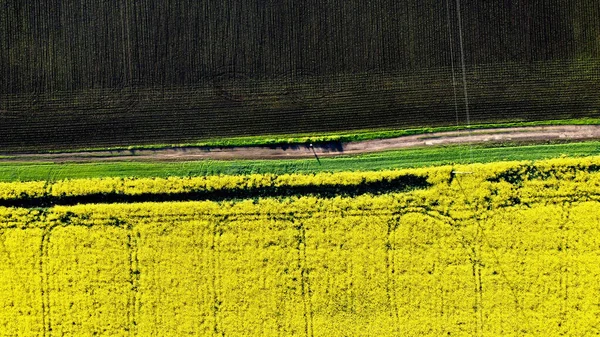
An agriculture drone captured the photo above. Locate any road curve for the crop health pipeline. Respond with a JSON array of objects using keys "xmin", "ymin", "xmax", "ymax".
[{"xmin": 2, "ymin": 125, "xmax": 600, "ymax": 163}]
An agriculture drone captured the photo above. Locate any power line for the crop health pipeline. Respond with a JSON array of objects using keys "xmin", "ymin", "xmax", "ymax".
[
  {"xmin": 445, "ymin": 0, "xmax": 460, "ymax": 129},
  {"xmin": 455, "ymin": 0, "xmax": 473, "ymax": 162}
]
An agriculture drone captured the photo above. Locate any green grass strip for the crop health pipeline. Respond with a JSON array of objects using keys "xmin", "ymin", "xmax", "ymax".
[{"xmin": 2, "ymin": 141, "xmax": 600, "ymax": 182}]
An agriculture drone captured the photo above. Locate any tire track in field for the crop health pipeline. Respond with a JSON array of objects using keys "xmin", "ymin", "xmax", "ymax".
[
  {"xmin": 125, "ymin": 221, "xmax": 140, "ymax": 337},
  {"xmin": 211, "ymin": 217, "xmax": 224, "ymax": 336},
  {"xmin": 385, "ymin": 215, "xmax": 401, "ymax": 332},
  {"xmin": 39, "ymin": 223, "xmax": 58, "ymax": 337},
  {"xmin": 294, "ymin": 216, "xmax": 314, "ymax": 337},
  {"xmin": 2, "ymin": 125, "xmax": 600, "ymax": 163},
  {"xmin": 559, "ymin": 204, "xmax": 572, "ymax": 331}
]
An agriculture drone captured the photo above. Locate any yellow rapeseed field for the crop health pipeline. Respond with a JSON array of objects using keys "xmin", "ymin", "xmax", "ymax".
[{"xmin": 1, "ymin": 157, "xmax": 600, "ymax": 336}]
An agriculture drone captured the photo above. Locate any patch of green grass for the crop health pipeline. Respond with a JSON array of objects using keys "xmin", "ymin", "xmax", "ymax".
[
  {"xmin": 47, "ymin": 118, "xmax": 600, "ymax": 153},
  {"xmin": 2, "ymin": 141, "xmax": 600, "ymax": 182}
]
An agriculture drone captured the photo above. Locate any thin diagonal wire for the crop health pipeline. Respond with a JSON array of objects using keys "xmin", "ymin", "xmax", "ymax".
[
  {"xmin": 445, "ymin": 0, "xmax": 462, "ymax": 163},
  {"xmin": 455, "ymin": 0, "xmax": 473, "ymax": 162},
  {"xmin": 445, "ymin": 0, "xmax": 460, "ymax": 129}
]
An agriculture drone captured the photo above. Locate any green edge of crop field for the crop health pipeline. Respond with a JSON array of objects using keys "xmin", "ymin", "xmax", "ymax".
[
  {"xmin": 45, "ymin": 117, "xmax": 600, "ymax": 153},
  {"xmin": 2, "ymin": 141, "xmax": 600, "ymax": 182}
]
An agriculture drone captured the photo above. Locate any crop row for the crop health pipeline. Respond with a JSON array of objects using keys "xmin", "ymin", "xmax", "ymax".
[
  {"xmin": 2, "ymin": 0, "xmax": 598, "ymax": 93},
  {"xmin": 1, "ymin": 61, "xmax": 599, "ymax": 152}
]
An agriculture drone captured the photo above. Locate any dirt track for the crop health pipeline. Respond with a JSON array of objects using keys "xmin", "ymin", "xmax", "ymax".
[{"xmin": 3, "ymin": 125, "xmax": 600, "ymax": 163}]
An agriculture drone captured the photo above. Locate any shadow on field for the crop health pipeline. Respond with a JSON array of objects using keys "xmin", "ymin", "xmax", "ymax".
[
  {"xmin": 488, "ymin": 163, "xmax": 600, "ymax": 186},
  {"xmin": 1, "ymin": 174, "xmax": 430, "ymax": 208},
  {"xmin": 269, "ymin": 141, "xmax": 344, "ymax": 153}
]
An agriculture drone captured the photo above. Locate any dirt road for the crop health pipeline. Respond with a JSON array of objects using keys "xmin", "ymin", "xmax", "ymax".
[{"xmin": 3, "ymin": 125, "xmax": 600, "ymax": 163}]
